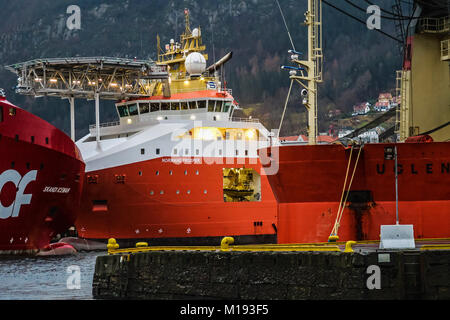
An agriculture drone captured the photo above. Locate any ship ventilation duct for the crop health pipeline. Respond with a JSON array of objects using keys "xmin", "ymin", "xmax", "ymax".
[{"xmin": 206, "ymin": 51, "xmax": 233, "ymax": 74}]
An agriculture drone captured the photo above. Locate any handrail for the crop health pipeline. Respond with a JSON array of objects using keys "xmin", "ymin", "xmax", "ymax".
[{"xmin": 89, "ymin": 121, "xmax": 120, "ymax": 129}]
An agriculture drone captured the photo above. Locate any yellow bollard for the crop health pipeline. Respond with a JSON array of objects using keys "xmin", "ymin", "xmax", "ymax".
[
  {"xmin": 107, "ymin": 238, "xmax": 119, "ymax": 253},
  {"xmin": 136, "ymin": 242, "xmax": 148, "ymax": 248},
  {"xmin": 344, "ymin": 241, "xmax": 357, "ymax": 253},
  {"xmin": 220, "ymin": 237, "xmax": 235, "ymax": 251}
]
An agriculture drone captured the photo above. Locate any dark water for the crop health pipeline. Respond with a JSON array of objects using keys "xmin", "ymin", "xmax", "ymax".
[{"xmin": 0, "ymin": 251, "xmax": 104, "ymax": 300}]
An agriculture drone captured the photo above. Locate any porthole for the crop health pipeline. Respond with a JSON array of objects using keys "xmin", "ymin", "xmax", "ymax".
[
  {"xmin": 187, "ymin": 190, "xmax": 191, "ymax": 194},
  {"xmin": 196, "ymin": 170, "xmax": 199, "ymax": 175},
  {"xmin": 169, "ymin": 170, "xmax": 173, "ymax": 175},
  {"xmin": 176, "ymin": 190, "xmax": 180, "ymax": 194},
  {"xmin": 184, "ymin": 170, "xmax": 187, "ymax": 175},
  {"xmin": 204, "ymin": 190, "xmax": 207, "ymax": 194},
  {"xmin": 156, "ymin": 170, "xmax": 159, "ymax": 175},
  {"xmin": 150, "ymin": 190, "xmax": 154, "ymax": 195},
  {"xmin": 160, "ymin": 190, "xmax": 164, "ymax": 195}
]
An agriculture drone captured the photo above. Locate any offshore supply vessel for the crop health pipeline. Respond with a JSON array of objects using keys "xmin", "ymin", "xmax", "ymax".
[
  {"xmin": 74, "ymin": 9, "xmax": 278, "ymax": 246},
  {"xmin": 0, "ymin": 89, "xmax": 85, "ymax": 254},
  {"xmin": 261, "ymin": 0, "xmax": 450, "ymax": 244}
]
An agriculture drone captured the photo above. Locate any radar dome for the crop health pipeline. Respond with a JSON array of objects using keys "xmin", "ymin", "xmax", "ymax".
[
  {"xmin": 192, "ymin": 28, "xmax": 200, "ymax": 38},
  {"xmin": 185, "ymin": 52, "xmax": 206, "ymax": 75}
]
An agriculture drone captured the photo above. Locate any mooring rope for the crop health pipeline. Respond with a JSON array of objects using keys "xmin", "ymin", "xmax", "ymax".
[{"xmin": 329, "ymin": 143, "xmax": 363, "ymax": 240}]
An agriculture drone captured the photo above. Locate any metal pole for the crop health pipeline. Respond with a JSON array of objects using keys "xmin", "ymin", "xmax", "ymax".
[
  {"xmin": 395, "ymin": 145, "xmax": 399, "ymax": 224},
  {"xmin": 69, "ymin": 97, "xmax": 75, "ymax": 141},
  {"xmin": 95, "ymin": 92, "xmax": 100, "ymax": 143}
]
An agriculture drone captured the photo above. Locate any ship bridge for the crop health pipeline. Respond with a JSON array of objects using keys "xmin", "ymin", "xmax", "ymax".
[{"xmin": 5, "ymin": 56, "xmax": 169, "ymax": 142}]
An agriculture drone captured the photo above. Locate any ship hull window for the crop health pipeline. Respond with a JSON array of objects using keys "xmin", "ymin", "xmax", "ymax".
[{"xmin": 0, "ymin": 106, "xmax": 3, "ymax": 122}]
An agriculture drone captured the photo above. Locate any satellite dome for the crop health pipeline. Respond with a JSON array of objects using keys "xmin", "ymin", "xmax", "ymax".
[
  {"xmin": 192, "ymin": 28, "xmax": 200, "ymax": 38},
  {"xmin": 185, "ymin": 52, "xmax": 206, "ymax": 75}
]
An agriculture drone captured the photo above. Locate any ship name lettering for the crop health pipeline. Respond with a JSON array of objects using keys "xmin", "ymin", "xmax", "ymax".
[
  {"xmin": 43, "ymin": 186, "xmax": 71, "ymax": 193},
  {"xmin": 376, "ymin": 162, "xmax": 449, "ymax": 175}
]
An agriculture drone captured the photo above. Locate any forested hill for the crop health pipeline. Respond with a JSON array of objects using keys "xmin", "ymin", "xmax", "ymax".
[{"xmin": 0, "ymin": 0, "xmax": 402, "ymax": 138}]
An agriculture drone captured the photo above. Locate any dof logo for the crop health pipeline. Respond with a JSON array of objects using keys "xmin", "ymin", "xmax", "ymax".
[{"xmin": 0, "ymin": 169, "xmax": 37, "ymax": 219}]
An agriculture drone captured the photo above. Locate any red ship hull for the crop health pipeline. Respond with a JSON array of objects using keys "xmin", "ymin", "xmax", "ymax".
[
  {"xmin": 75, "ymin": 157, "xmax": 278, "ymax": 246},
  {"xmin": 0, "ymin": 98, "xmax": 85, "ymax": 253},
  {"xmin": 261, "ymin": 141, "xmax": 450, "ymax": 243}
]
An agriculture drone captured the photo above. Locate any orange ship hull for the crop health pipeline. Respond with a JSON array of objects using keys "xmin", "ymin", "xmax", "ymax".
[
  {"xmin": 75, "ymin": 157, "xmax": 278, "ymax": 246},
  {"xmin": 261, "ymin": 141, "xmax": 450, "ymax": 243}
]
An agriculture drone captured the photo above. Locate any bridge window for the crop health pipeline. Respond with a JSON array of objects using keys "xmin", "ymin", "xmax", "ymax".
[
  {"xmin": 180, "ymin": 101, "xmax": 188, "ymax": 110},
  {"xmin": 128, "ymin": 104, "xmax": 138, "ymax": 116},
  {"xmin": 150, "ymin": 103, "xmax": 159, "ymax": 112},
  {"xmin": 118, "ymin": 106, "xmax": 129, "ymax": 117},
  {"xmin": 139, "ymin": 103, "xmax": 150, "ymax": 114},
  {"xmin": 0, "ymin": 106, "xmax": 3, "ymax": 122},
  {"xmin": 223, "ymin": 102, "xmax": 231, "ymax": 113},
  {"xmin": 188, "ymin": 101, "xmax": 197, "ymax": 109},
  {"xmin": 171, "ymin": 102, "xmax": 180, "ymax": 110},
  {"xmin": 207, "ymin": 100, "xmax": 215, "ymax": 112},
  {"xmin": 215, "ymin": 101, "xmax": 223, "ymax": 112},
  {"xmin": 161, "ymin": 102, "xmax": 170, "ymax": 110},
  {"xmin": 197, "ymin": 100, "xmax": 206, "ymax": 108}
]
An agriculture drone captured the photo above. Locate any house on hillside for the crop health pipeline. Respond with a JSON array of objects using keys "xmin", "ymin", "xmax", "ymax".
[
  {"xmin": 374, "ymin": 92, "xmax": 393, "ymax": 112},
  {"xmin": 327, "ymin": 109, "xmax": 342, "ymax": 118},
  {"xmin": 352, "ymin": 102, "xmax": 370, "ymax": 115}
]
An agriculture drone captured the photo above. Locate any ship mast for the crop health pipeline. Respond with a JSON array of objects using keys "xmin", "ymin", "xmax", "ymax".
[{"xmin": 290, "ymin": 0, "xmax": 323, "ymax": 145}]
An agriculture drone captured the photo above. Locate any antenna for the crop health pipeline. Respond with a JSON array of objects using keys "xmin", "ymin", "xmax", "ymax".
[{"xmin": 287, "ymin": 0, "xmax": 323, "ymax": 145}]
